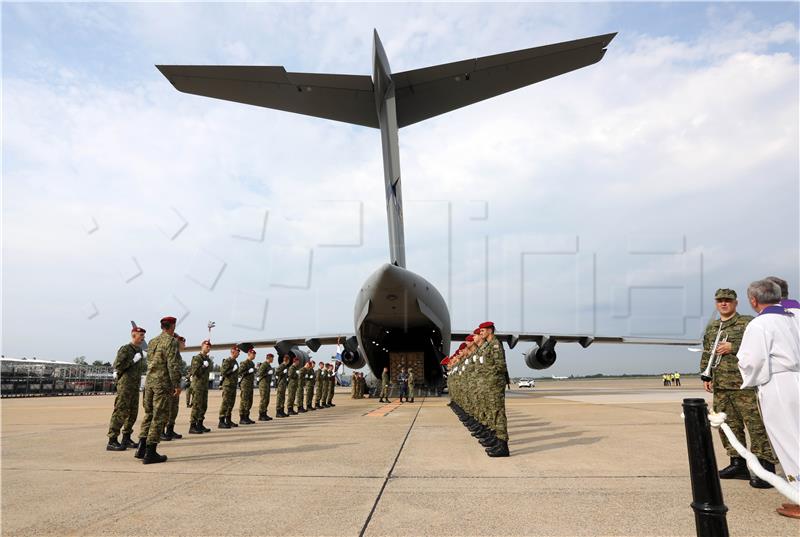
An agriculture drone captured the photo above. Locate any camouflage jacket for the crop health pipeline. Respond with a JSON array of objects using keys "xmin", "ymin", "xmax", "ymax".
[
  {"xmin": 257, "ymin": 361, "xmax": 273, "ymax": 387},
  {"xmin": 487, "ymin": 337, "xmax": 509, "ymax": 385},
  {"xmin": 275, "ymin": 363, "xmax": 289, "ymax": 386},
  {"xmin": 144, "ymin": 332, "xmax": 180, "ymax": 390},
  {"xmin": 315, "ymin": 368, "xmax": 324, "ymax": 384},
  {"xmin": 305, "ymin": 367, "xmax": 316, "ymax": 387},
  {"xmin": 700, "ymin": 312, "xmax": 754, "ymax": 390},
  {"xmin": 220, "ymin": 357, "xmax": 239, "ymax": 387},
  {"xmin": 408, "ymin": 371, "xmax": 415, "ymax": 388},
  {"xmin": 287, "ymin": 364, "xmax": 300, "ymax": 385},
  {"xmin": 239, "ymin": 358, "xmax": 256, "ymax": 389},
  {"xmin": 190, "ymin": 353, "xmax": 212, "ymax": 385},
  {"xmin": 114, "ymin": 343, "xmax": 144, "ymax": 388},
  {"xmin": 382, "ymin": 371, "xmax": 390, "ymax": 388}
]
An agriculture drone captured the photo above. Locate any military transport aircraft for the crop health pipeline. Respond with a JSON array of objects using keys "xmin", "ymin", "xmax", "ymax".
[{"xmin": 161, "ymin": 30, "xmax": 695, "ymax": 390}]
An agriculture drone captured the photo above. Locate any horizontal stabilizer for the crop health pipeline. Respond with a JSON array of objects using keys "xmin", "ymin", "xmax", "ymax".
[{"xmin": 156, "ymin": 65, "xmax": 378, "ymax": 127}]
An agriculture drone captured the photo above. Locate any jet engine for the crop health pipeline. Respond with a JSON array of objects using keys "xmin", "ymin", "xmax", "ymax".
[
  {"xmin": 341, "ymin": 336, "xmax": 366, "ymax": 369},
  {"xmin": 523, "ymin": 337, "xmax": 557, "ymax": 370}
]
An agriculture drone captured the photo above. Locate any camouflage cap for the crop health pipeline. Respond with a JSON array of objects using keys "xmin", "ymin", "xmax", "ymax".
[{"xmin": 714, "ymin": 288, "xmax": 737, "ymax": 300}]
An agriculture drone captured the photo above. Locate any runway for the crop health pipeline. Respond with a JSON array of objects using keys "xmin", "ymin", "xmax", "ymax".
[{"xmin": 1, "ymin": 378, "xmax": 795, "ymax": 536}]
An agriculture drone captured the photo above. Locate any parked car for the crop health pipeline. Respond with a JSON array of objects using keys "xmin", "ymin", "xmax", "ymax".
[{"xmin": 518, "ymin": 379, "xmax": 535, "ymax": 389}]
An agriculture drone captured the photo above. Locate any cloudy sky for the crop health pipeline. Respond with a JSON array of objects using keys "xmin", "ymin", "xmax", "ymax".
[{"xmin": 3, "ymin": 2, "xmax": 798, "ymax": 376}]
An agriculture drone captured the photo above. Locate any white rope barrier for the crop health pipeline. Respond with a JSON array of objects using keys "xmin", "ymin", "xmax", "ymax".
[{"xmin": 706, "ymin": 411, "xmax": 800, "ymax": 505}]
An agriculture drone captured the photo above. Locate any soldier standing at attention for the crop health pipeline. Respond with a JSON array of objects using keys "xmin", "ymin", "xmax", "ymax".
[
  {"xmin": 379, "ymin": 367, "xmax": 391, "ymax": 403},
  {"xmin": 398, "ymin": 367, "xmax": 409, "ymax": 403},
  {"xmin": 286, "ymin": 356, "xmax": 301, "ymax": 415},
  {"xmin": 480, "ymin": 321, "xmax": 510, "ymax": 457},
  {"xmin": 295, "ymin": 358, "xmax": 309, "ymax": 413},
  {"xmin": 351, "ymin": 372, "xmax": 358, "ymax": 398},
  {"xmin": 257, "ymin": 353, "xmax": 274, "ymax": 421},
  {"xmin": 218, "ymin": 344, "xmax": 240, "ymax": 429},
  {"xmin": 135, "ymin": 316, "xmax": 180, "ymax": 464},
  {"xmin": 313, "ymin": 361, "xmax": 326, "ymax": 409},
  {"xmin": 107, "ymin": 325, "xmax": 147, "ymax": 451},
  {"xmin": 305, "ymin": 360, "xmax": 317, "ymax": 411},
  {"xmin": 408, "ymin": 368, "xmax": 415, "ymax": 403},
  {"xmin": 275, "ymin": 354, "xmax": 290, "ymax": 417},
  {"xmin": 700, "ymin": 288, "xmax": 777, "ymax": 488},
  {"xmin": 188, "ymin": 339, "xmax": 212, "ymax": 434},
  {"xmin": 162, "ymin": 335, "xmax": 187, "ymax": 441},
  {"xmin": 238, "ymin": 344, "xmax": 257, "ymax": 425},
  {"xmin": 325, "ymin": 363, "xmax": 337, "ymax": 407}
]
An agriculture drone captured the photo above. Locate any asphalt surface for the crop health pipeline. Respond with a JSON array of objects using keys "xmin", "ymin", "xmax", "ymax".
[{"xmin": 2, "ymin": 378, "xmax": 796, "ymax": 536}]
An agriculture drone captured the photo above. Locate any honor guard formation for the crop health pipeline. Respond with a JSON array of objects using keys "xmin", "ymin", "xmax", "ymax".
[
  {"xmin": 105, "ymin": 317, "xmax": 338, "ymax": 465},
  {"xmin": 698, "ymin": 277, "xmax": 800, "ymax": 519},
  {"xmin": 442, "ymin": 321, "xmax": 511, "ymax": 458}
]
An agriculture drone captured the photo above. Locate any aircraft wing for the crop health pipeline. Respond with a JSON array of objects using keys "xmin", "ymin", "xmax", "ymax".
[
  {"xmin": 185, "ymin": 334, "xmax": 352, "ymax": 353},
  {"xmin": 392, "ymin": 32, "xmax": 617, "ymax": 127},
  {"xmin": 156, "ymin": 66, "xmax": 378, "ymax": 128},
  {"xmin": 450, "ymin": 331, "xmax": 699, "ymax": 349}
]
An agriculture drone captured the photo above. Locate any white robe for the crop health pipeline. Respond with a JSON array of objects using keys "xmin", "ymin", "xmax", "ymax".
[{"xmin": 737, "ymin": 311, "xmax": 800, "ymax": 489}]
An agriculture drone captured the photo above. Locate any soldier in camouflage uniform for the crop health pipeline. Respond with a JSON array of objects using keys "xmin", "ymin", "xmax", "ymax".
[
  {"xmin": 408, "ymin": 369, "xmax": 415, "ymax": 403},
  {"xmin": 700, "ymin": 288, "xmax": 776, "ymax": 488},
  {"xmin": 275, "ymin": 354, "xmax": 291, "ymax": 418},
  {"xmin": 238, "ymin": 345, "xmax": 257, "ymax": 425},
  {"xmin": 286, "ymin": 356, "xmax": 301, "ymax": 415},
  {"xmin": 326, "ymin": 363, "xmax": 337, "ymax": 407},
  {"xmin": 479, "ymin": 322, "xmax": 510, "ymax": 457},
  {"xmin": 257, "ymin": 353, "xmax": 274, "ymax": 421},
  {"xmin": 107, "ymin": 325, "xmax": 147, "ymax": 451},
  {"xmin": 304, "ymin": 360, "xmax": 317, "ymax": 411},
  {"xmin": 217, "ymin": 345, "xmax": 240, "ymax": 429},
  {"xmin": 135, "ymin": 316, "xmax": 181, "ymax": 464},
  {"xmin": 379, "ymin": 367, "xmax": 391, "ymax": 403},
  {"xmin": 188, "ymin": 339, "xmax": 212, "ymax": 434},
  {"xmin": 162, "ymin": 335, "xmax": 187, "ymax": 441},
  {"xmin": 295, "ymin": 359, "xmax": 309, "ymax": 413},
  {"xmin": 313, "ymin": 361, "xmax": 326, "ymax": 409}
]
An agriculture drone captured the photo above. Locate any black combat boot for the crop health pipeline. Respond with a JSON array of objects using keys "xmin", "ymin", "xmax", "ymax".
[
  {"xmin": 121, "ymin": 433, "xmax": 137, "ymax": 449},
  {"xmin": 719, "ymin": 457, "xmax": 749, "ymax": 479},
  {"xmin": 410, "ymin": 398, "xmax": 415, "ymax": 403},
  {"xmin": 486, "ymin": 440, "xmax": 510, "ymax": 458},
  {"xmin": 276, "ymin": 409, "xmax": 286, "ymax": 418},
  {"xmin": 265, "ymin": 414, "xmax": 273, "ymax": 421},
  {"xmin": 479, "ymin": 434, "xmax": 499, "ymax": 448},
  {"xmin": 188, "ymin": 422, "xmax": 203, "ymax": 434},
  {"xmin": 308, "ymin": 404, "xmax": 316, "ymax": 411},
  {"xmin": 106, "ymin": 436, "xmax": 126, "ymax": 451},
  {"xmin": 160, "ymin": 426, "xmax": 172, "ymax": 441},
  {"xmin": 227, "ymin": 415, "xmax": 238, "ymax": 427},
  {"xmin": 142, "ymin": 443, "xmax": 168, "ymax": 464},
  {"xmin": 218, "ymin": 416, "xmax": 231, "ymax": 429},
  {"xmin": 298, "ymin": 406, "xmax": 307, "ymax": 413},
  {"xmin": 329, "ymin": 402, "xmax": 335, "ymax": 407},
  {"xmin": 288, "ymin": 407, "xmax": 298, "ymax": 415},
  {"xmin": 200, "ymin": 420, "xmax": 211, "ymax": 432},
  {"xmin": 134, "ymin": 438, "xmax": 147, "ymax": 459},
  {"xmin": 258, "ymin": 412, "xmax": 268, "ymax": 421},
  {"xmin": 750, "ymin": 459, "xmax": 776, "ymax": 489},
  {"xmin": 167, "ymin": 425, "xmax": 182, "ymax": 439}
]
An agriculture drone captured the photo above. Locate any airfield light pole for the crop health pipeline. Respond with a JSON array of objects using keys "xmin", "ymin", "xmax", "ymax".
[{"xmin": 682, "ymin": 398, "xmax": 729, "ymax": 537}]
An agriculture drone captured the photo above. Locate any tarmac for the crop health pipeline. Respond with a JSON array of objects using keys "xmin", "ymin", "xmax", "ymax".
[{"xmin": 1, "ymin": 377, "xmax": 797, "ymax": 536}]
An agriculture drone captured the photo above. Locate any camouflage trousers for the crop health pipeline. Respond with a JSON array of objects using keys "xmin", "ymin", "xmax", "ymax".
[
  {"xmin": 276, "ymin": 381, "xmax": 287, "ymax": 412},
  {"xmin": 107, "ymin": 383, "xmax": 140, "ymax": 438},
  {"xmin": 314, "ymin": 381, "xmax": 324, "ymax": 406},
  {"xmin": 139, "ymin": 385, "xmax": 171, "ymax": 445},
  {"xmin": 258, "ymin": 381, "xmax": 271, "ymax": 414},
  {"xmin": 286, "ymin": 381, "xmax": 298, "ymax": 411},
  {"xmin": 713, "ymin": 388, "xmax": 776, "ymax": 462},
  {"xmin": 295, "ymin": 381, "xmax": 306, "ymax": 408},
  {"xmin": 380, "ymin": 385, "xmax": 389, "ymax": 399},
  {"xmin": 326, "ymin": 381, "xmax": 335, "ymax": 405},
  {"xmin": 408, "ymin": 383, "xmax": 415, "ymax": 401},
  {"xmin": 487, "ymin": 378, "xmax": 508, "ymax": 441},
  {"xmin": 239, "ymin": 384, "xmax": 253, "ymax": 415},
  {"xmin": 190, "ymin": 380, "xmax": 208, "ymax": 423},
  {"xmin": 305, "ymin": 382, "xmax": 315, "ymax": 408},
  {"xmin": 219, "ymin": 382, "xmax": 237, "ymax": 418},
  {"xmin": 167, "ymin": 391, "xmax": 180, "ymax": 427}
]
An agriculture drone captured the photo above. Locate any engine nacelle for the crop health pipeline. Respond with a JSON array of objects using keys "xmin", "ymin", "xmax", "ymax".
[
  {"xmin": 341, "ymin": 336, "xmax": 366, "ymax": 369},
  {"xmin": 523, "ymin": 338, "xmax": 557, "ymax": 370}
]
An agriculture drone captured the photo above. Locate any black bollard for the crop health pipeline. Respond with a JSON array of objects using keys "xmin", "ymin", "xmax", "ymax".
[{"xmin": 682, "ymin": 398, "xmax": 729, "ymax": 537}]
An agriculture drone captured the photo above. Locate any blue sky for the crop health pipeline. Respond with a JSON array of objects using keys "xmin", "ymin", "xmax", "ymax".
[{"xmin": 3, "ymin": 2, "xmax": 798, "ymax": 376}]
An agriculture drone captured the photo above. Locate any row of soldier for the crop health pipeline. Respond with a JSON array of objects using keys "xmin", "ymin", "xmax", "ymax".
[
  {"xmin": 444, "ymin": 321, "xmax": 510, "ymax": 457},
  {"xmin": 105, "ymin": 316, "xmax": 339, "ymax": 465}
]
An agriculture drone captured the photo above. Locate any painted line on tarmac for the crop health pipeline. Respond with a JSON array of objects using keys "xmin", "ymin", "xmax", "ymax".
[{"xmin": 359, "ymin": 397, "xmax": 424, "ymax": 537}]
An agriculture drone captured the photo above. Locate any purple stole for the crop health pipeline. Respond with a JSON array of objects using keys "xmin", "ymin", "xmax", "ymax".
[
  {"xmin": 759, "ymin": 305, "xmax": 794, "ymax": 316},
  {"xmin": 779, "ymin": 298, "xmax": 800, "ymax": 309}
]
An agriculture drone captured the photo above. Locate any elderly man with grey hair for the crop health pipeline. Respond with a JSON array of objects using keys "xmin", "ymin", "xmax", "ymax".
[{"xmin": 737, "ymin": 278, "xmax": 800, "ymax": 519}]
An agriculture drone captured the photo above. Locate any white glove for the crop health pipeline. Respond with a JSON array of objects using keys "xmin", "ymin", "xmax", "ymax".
[
  {"xmin": 472, "ymin": 356, "xmax": 477, "ymax": 363},
  {"xmin": 113, "ymin": 371, "xmax": 118, "ymax": 380},
  {"xmin": 479, "ymin": 357, "xmax": 484, "ymax": 364},
  {"xmin": 267, "ymin": 370, "xmax": 273, "ymax": 375},
  {"xmin": 203, "ymin": 360, "xmax": 209, "ymax": 367},
  {"xmin": 297, "ymin": 371, "xmax": 301, "ymax": 376},
  {"xmin": 255, "ymin": 378, "xmax": 260, "ymax": 383},
  {"xmin": 133, "ymin": 353, "xmax": 142, "ymax": 363},
  {"xmin": 233, "ymin": 363, "xmax": 238, "ymax": 371},
  {"xmin": 249, "ymin": 368, "xmax": 254, "ymax": 374}
]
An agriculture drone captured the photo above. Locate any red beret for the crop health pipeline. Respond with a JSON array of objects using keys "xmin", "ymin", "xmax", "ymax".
[
  {"xmin": 465, "ymin": 335, "xmax": 475, "ymax": 342},
  {"xmin": 458, "ymin": 343, "xmax": 467, "ymax": 350},
  {"xmin": 249, "ymin": 348, "xmax": 256, "ymax": 355},
  {"xmin": 231, "ymin": 344, "xmax": 240, "ymax": 351},
  {"xmin": 131, "ymin": 327, "xmax": 146, "ymax": 334},
  {"xmin": 201, "ymin": 339, "xmax": 211, "ymax": 346},
  {"xmin": 178, "ymin": 336, "xmax": 186, "ymax": 343},
  {"xmin": 478, "ymin": 321, "xmax": 495, "ymax": 329},
  {"xmin": 161, "ymin": 316, "xmax": 177, "ymax": 324},
  {"xmin": 472, "ymin": 328, "xmax": 480, "ymax": 335}
]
